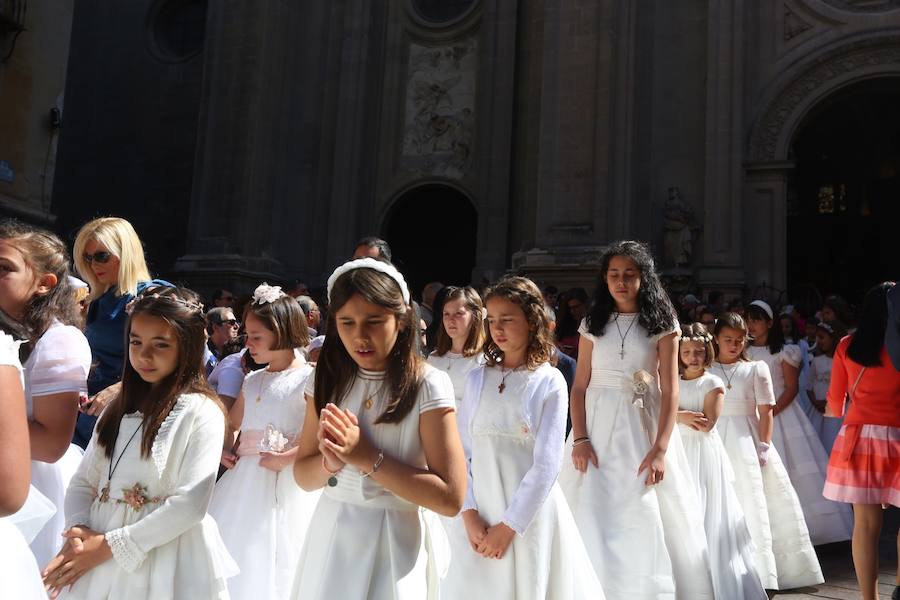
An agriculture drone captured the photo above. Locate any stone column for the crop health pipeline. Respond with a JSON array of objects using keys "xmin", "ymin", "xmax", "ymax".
[
  {"xmin": 696, "ymin": 0, "xmax": 745, "ymax": 296},
  {"xmin": 743, "ymin": 162, "xmax": 792, "ymax": 294}
]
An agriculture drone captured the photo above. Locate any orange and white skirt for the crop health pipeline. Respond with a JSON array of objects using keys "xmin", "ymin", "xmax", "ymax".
[{"xmin": 823, "ymin": 423, "xmax": 900, "ymax": 507}]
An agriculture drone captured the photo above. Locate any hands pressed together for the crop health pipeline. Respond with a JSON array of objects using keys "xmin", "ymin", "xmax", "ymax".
[
  {"xmin": 462, "ymin": 510, "xmax": 516, "ymax": 560},
  {"xmin": 42, "ymin": 526, "xmax": 112, "ymax": 598},
  {"xmin": 318, "ymin": 403, "xmax": 376, "ymax": 476}
]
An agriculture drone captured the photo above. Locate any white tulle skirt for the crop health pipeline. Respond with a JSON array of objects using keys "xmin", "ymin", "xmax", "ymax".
[
  {"xmin": 209, "ymin": 457, "xmax": 321, "ymax": 600},
  {"xmin": 679, "ymin": 426, "xmax": 767, "ymax": 600},
  {"xmin": 30, "ymin": 443, "xmax": 84, "ymax": 567},
  {"xmin": 772, "ymin": 398, "xmax": 853, "ymax": 545}
]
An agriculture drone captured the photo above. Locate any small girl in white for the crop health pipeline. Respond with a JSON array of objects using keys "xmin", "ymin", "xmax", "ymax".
[
  {"xmin": 712, "ymin": 312, "xmax": 823, "ymax": 590},
  {"xmin": 804, "ymin": 320, "xmax": 848, "ymax": 454},
  {"xmin": 426, "ymin": 285, "xmax": 486, "ymax": 403},
  {"xmin": 44, "ymin": 286, "xmax": 236, "ymax": 599},
  {"xmin": 209, "ymin": 284, "xmax": 317, "ymax": 600},
  {"xmin": 676, "ymin": 322, "xmax": 766, "ymax": 600},
  {"xmin": 445, "ymin": 277, "xmax": 604, "ymax": 599}
]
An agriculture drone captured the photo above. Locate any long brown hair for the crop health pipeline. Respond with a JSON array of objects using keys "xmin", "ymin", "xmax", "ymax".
[
  {"xmin": 315, "ymin": 268, "xmax": 423, "ymax": 424},
  {"xmin": 433, "ymin": 286, "xmax": 486, "ymax": 358},
  {"xmin": 96, "ymin": 286, "xmax": 221, "ymax": 459},
  {"xmin": 483, "ymin": 277, "xmax": 556, "ymax": 369},
  {"xmin": 0, "ymin": 220, "xmax": 80, "ymax": 353}
]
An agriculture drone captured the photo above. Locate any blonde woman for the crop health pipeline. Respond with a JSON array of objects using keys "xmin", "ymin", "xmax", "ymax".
[{"xmin": 72, "ymin": 217, "xmax": 170, "ymax": 447}]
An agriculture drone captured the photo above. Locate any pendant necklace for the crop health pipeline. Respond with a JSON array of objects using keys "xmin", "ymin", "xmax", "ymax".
[
  {"xmin": 255, "ymin": 369, "xmax": 270, "ymax": 403},
  {"xmin": 613, "ymin": 313, "xmax": 638, "ymax": 360},
  {"xmin": 498, "ymin": 364, "xmax": 522, "ymax": 393},
  {"xmin": 100, "ymin": 419, "xmax": 143, "ymax": 502},
  {"xmin": 363, "ymin": 380, "xmax": 386, "ymax": 410},
  {"xmin": 718, "ymin": 362, "xmax": 738, "ymax": 390}
]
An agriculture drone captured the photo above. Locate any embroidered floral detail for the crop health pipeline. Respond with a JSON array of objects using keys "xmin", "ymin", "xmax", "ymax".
[
  {"xmin": 521, "ymin": 425, "xmax": 530, "ymax": 435},
  {"xmin": 99, "ymin": 485, "xmax": 110, "ymax": 503},
  {"xmin": 631, "ymin": 369, "xmax": 654, "ymax": 408},
  {"xmin": 258, "ymin": 424, "xmax": 291, "ymax": 453},
  {"xmin": 98, "ymin": 483, "xmax": 166, "ymax": 509}
]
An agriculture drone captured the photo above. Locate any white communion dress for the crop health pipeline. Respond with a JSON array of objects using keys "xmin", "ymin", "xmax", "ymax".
[
  {"xmin": 558, "ymin": 316, "xmax": 714, "ymax": 600},
  {"xmin": 443, "ymin": 363, "xmax": 605, "ymax": 599},
  {"xmin": 209, "ymin": 364, "xmax": 319, "ymax": 600},
  {"xmin": 803, "ymin": 353, "xmax": 844, "ymax": 454},
  {"xmin": 59, "ymin": 393, "xmax": 237, "ymax": 599},
  {"xmin": 711, "ymin": 359, "xmax": 823, "ymax": 590},
  {"xmin": 426, "ymin": 350, "xmax": 485, "ymax": 405},
  {"xmin": 0, "ymin": 332, "xmax": 49, "ymax": 599},
  {"xmin": 23, "ymin": 321, "xmax": 91, "ymax": 567},
  {"xmin": 677, "ymin": 372, "xmax": 767, "ymax": 600},
  {"xmin": 746, "ymin": 345, "xmax": 853, "ymax": 545},
  {"xmin": 290, "ymin": 364, "xmax": 456, "ymax": 600}
]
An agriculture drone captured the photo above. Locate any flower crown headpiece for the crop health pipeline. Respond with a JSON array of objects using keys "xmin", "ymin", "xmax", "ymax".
[
  {"xmin": 679, "ymin": 333, "xmax": 713, "ymax": 344},
  {"xmin": 125, "ymin": 292, "xmax": 204, "ymax": 315},
  {"xmin": 252, "ymin": 283, "xmax": 287, "ymax": 305},
  {"xmin": 327, "ymin": 257, "xmax": 410, "ymax": 304}
]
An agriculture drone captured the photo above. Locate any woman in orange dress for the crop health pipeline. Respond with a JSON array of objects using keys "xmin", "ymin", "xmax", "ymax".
[{"xmin": 823, "ymin": 282, "xmax": 900, "ymax": 600}]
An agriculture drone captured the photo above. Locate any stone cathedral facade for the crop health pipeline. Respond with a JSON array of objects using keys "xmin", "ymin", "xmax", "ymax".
[{"xmin": 2, "ymin": 1, "xmax": 897, "ymax": 301}]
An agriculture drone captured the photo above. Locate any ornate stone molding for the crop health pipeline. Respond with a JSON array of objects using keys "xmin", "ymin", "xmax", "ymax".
[
  {"xmin": 785, "ymin": 4, "xmax": 814, "ymax": 40},
  {"xmin": 748, "ymin": 37, "xmax": 900, "ymax": 161}
]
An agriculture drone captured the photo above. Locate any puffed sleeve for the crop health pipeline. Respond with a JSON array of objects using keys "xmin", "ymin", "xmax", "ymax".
[
  {"xmin": 64, "ymin": 433, "xmax": 105, "ymax": 529},
  {"xmin": 501, "ymin": 369, "xmax": 567, "ymax": 536},
  {"xmin": 780, "ymin": 344, "xmax": 802, "ymax": 369},
  {"xmin": 826, "ymin": 337, "xmax": 851, "ymax": 417},
  {"xmin": 650, "ymin": 319, "xmax": 682, "ymax": 344},
  {"xmin": 28, "ymin": 325, "xmax": 91, "ymax": 396},
  {"xmin": 104, "ymin": 400, "xmax": 224, "ymax": 573},
  {"xmin": 577, "ymin": 318, "xmax": 595, "ymax": 342},
  {"xmin": 752, "ymin": 361, "xmax": 777, "ymax": 406},
  {"xmin": 702, "ymin": 373, "xmax": 726, "ymax": 396},
  {"xmin": 418, "ymin": 367, "xmax": 456, "ymax": 413}
]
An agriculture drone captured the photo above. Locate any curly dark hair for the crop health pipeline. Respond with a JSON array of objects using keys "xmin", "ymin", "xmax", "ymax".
[
  {"xmin": 585, "ymin": 240, "xmax": 677, "ymax": 337},
  {"xmin": 482, "ymin": 276, "xmax": 556, "ymax": 370}
]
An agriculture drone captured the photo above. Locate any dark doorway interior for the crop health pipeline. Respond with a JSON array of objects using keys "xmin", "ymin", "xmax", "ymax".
[
  {"xmin": 384, "ymin": 184, "xmax": 477, "ymax": 301},
  {"xmin": 788, "ymin": 78, "xmax": 900, "ymax": 307}
]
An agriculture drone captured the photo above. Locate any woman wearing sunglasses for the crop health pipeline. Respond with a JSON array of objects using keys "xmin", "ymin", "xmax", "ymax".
[{"xmin": 72, "ymin": 217, "xmax": 170, "ymax": 448}]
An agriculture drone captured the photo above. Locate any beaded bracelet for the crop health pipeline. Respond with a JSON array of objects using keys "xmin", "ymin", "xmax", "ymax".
[{"xmin": 573, "ymin": 438, "xmax": 591, "ymax": 447}]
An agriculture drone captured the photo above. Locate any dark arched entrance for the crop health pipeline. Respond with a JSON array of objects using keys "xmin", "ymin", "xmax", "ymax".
[
  {"xmin": 787, "ymin": 78, "xmax": 900, "ymax": 303},
  {"xmin": 383, "ymin": 184, "xmax": 477, "ymax": 300}
]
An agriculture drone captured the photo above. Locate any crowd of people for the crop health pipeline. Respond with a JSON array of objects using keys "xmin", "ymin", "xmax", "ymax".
[{"xmin": 0, "ymin": 216, "xmax": 898, "ymax": 600}]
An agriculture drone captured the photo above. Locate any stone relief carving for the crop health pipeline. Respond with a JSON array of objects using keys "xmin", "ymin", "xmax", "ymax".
[
  {"xmin": 662, "ymin": 187, "xmax": 701, "ymax": 268},
  {"xmin": 820, "ymin": 0, "xmax": 900, "ymax": 12},
  {"xmin": 401, "ymin": 39, "xmax": 477, "ymax": 179},
  {"xmin": 749, "ymin": 40, "xmax": 900, "ymax": 161},
  {"xmin": 784, "ymin": 4, "xmax": 814, "ymax": 40}
]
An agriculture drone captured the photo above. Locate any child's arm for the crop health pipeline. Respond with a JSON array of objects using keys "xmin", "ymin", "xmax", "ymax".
[
  {"xmin": 701, "ymin": 386, "xmax": 725, "ymax": 431},
  {"xmin": 292, "ymin": 393, "xmax": 335, "ymax": 490},
  {"xmin": 638, "ymin": 333, "xmax": 678, "ymax": 485},
  {"xmin": 221, "ymin": 390, "xmax": 245, "ymax": 469},
  {"xmin": 0, "ymin": 366, "xmax": 28, "ymax": 515},
  {"xmin": 570, "ymin": 335, "xmax": 598, "ymax": 471},
  {"xmin": 773, "ymin": 361, "xmax": 800, "ymax": 416},
  {"xmin": 101, "ymin": 402, "xmax": 226, "ymax": 573}
]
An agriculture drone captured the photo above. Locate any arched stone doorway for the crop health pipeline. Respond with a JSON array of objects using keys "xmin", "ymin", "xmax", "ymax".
[
  {"xmin": 745, "ymin": 38, "xmax": 900, "ymax": 304},
  {"xmin": 382, "ymin": 183, "xmax": 478, "ymax": 300},
  {"xmin": 787, "ymin": 78, "xmax": 900, "ymax": 301}
]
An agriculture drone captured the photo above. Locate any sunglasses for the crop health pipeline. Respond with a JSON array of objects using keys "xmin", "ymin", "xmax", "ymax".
[
  {"xmin": 218, "ymin": 319, "xmax": 239, "ymax": 327},
  {"xmin": 83, "ymin": 251, "xmax": 112, "ymax": 264}
]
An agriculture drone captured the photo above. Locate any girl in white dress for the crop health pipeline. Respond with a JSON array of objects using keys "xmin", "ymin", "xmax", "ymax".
[
  {"xmin": 425, "ymin": 285, "xmax": 486, "ymax": 592},
  {"xmin": 0, "ymin": 221, "xmax": 91, "ymax": 567},
  {"xmin": 426, "ymin": 285, "xmax": 486, "ymax": 403},
  {"xmin": 0, "ymin": 322, "xmax": 47, "ymax": 599},
  {"xmin": 712, "ymin": 312, "xmax": 823, "ymax": 590},
  {"xmin": 675, "ymin": 323, "xmax": 766, "ymax": 600},
  {"xmin": 209, "ymin": 284, "xmax": 318, "ymax": 600},
  {"xmin": 804, "ymin": 320, "xmax": 848, "ymax": 454},
  {"xmin": 746, "ymin": 300, "xmax": 853, "ymax": 545},
  {"xmin": 43, "ymin": 286, "xmax": 236, "ymax": 599},
  {"xmin": 444, "ymin": 277, "xmax": 604, "ymax": 599},
  {"xmin": 558, "ymin": 240, "xmax": 714, "ymax": 600},
  {"xmin": 291, "ymin": 258, "xmax": 467, "ymax": 600}
]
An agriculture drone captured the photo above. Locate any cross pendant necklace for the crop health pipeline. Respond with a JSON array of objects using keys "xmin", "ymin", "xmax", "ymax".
[
  {"xmin": 498, "ymin": 365, "xmax": 521, "ymax": 393},
  {"xmin": 719, "ymin": 362, "xmax": 737, "ymax": 390},
  {"xmin": 614, "ymin": 313, "xmax": 637, "ymax": 360}
]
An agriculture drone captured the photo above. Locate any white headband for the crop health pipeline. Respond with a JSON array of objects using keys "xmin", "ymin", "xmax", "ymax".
[
  {"xmin": 749, "ymin": 300, "xmax": 774, "ymax": 320},
  {"xmin": 327, "ymin": 258, "xmax": 411, "ymax": 304}
]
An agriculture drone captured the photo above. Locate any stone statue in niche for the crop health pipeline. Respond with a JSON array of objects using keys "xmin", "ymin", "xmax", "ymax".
[
  {"xmin": 401, "ymin": 40, "xmax": 477, "ymax": 179},
  {"xmin": 662, "ymin": 187, "xmax": 701, "ymax": 267}
]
